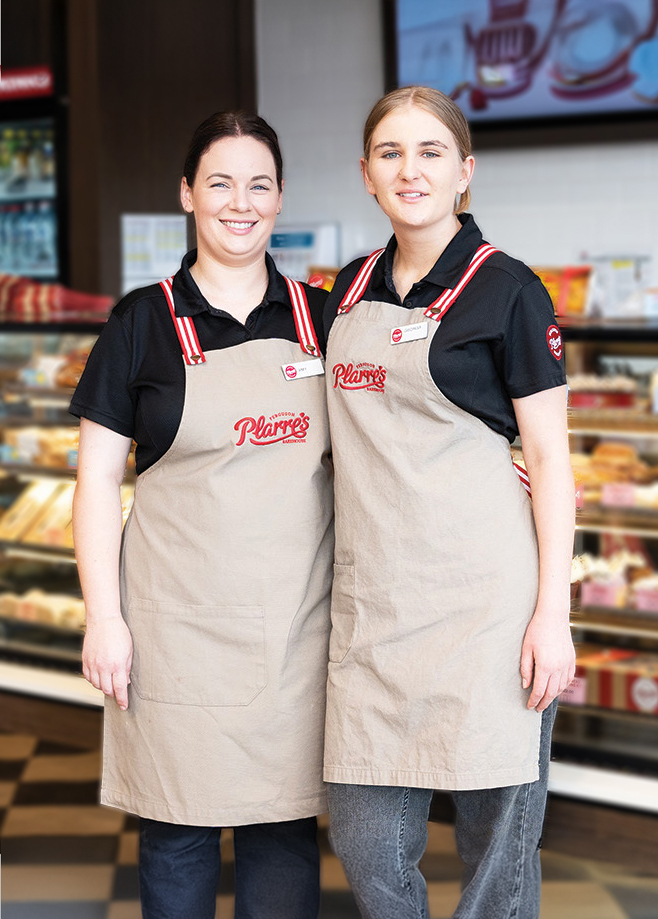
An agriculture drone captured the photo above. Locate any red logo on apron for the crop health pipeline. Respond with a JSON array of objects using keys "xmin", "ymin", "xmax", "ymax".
[
  {"xmin": 332, "ymin": 362, "xmax": 387, "ymax": 392},
  {"xmin": 546, "ymin": 325, "xmax": 563, "ymax": 361},
  {"xmin": 234, "ymin": 411, "xmax": 310, "ymax": 446},
  {"xmin": 284, "ymin": 365, "xmax": 297, "ymax": 379},
  {"xmin": 392, "ymin": 328, "xmax": 402, "ymax": 343}
]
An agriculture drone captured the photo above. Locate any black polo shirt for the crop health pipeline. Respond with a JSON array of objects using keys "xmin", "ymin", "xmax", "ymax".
[
  {"xmin": 70, "ymin": 250, "xmax": 328, "ymax": 474},
  {"xmin": 324, "ymin": 214, "xmax": 566, "ymax": 443}
]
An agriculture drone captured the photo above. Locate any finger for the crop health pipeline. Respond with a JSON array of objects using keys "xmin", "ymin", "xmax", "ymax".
[
  {"xmin": 112, "ymin": 671, "xmax": 129, "ymax": 711},
  {"xmin": 520, "ymin": 644, "xmax": 534, "ymax": 690},
  {"xmin": 99, "ymin": 671, "xmax": 116, "ymax": 698},
  {"xmin": 534, "ymin": 672, "xmax": 562, "ymax": 712},
  {"xmin": 527, "ymin": 670, "xmax": 549, "ymax": 710}
]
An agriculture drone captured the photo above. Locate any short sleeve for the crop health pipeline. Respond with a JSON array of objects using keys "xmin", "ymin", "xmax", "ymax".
[
  {"xmin": 491, "ymin": 277, "xmax": 566, "ymax": 399},
  {"xmin": 69, "ymin": 311, "xmax": 136, "ymax": 437}
]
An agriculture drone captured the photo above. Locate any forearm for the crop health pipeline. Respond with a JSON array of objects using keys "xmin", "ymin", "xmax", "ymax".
[
  {"xmin": 526, "ymin": 449, "xmax": 575, "ymax": 621},
  {"xmin": 72, "ymin": 475, "xmax": 124, "ymax": 622}
]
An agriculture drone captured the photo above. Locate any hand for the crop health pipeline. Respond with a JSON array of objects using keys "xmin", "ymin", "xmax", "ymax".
[
  {"xmin": 82, "ymin": 617, "xmax": 133, "ymax": 711},
  {"xmin": 520, "ymin": 608, "xmax": 575, "ymax": 712}
]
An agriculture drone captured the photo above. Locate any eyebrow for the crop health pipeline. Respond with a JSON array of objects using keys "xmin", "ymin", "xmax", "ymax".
[
  {"xmin": 372, "ymin": 140, "xmax": 449, "ymax": 152},
  {"xmin": 205, "ymin": 172, "xmax": 274, "ymax": 182}
]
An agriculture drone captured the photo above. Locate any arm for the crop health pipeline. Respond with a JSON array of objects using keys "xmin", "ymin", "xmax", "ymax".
[
  {"xmin": 73, "ymin": 418, "xmax": 133, "ymax": 710},
  {"xmin": 512, "ymin": 385, "xmax": 576, "ymax": 712}
]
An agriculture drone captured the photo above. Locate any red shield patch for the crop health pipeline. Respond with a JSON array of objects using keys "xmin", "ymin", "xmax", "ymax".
[{"xmin": 546, "ymin": 324, "xmax": 563, "ymax": 361}]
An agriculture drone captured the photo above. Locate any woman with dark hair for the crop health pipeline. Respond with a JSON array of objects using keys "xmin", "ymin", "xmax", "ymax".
[
  {"xmin": 71, "ymin": 112, "xmax": 333, "ymax": 919},
  {"xmin": 322, "ymin": 86, "xmax": 575, "ymax": 919}
]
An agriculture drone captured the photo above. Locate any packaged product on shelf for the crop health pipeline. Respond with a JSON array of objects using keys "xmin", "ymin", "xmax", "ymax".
[
  {"xmin": 567, "ymin": 374, "xmax": 637, "ymax": 409},
  {"xmin": 566, "ymin": 647, "xmax": 658, "ymax": 715},
  {"xmin": 306, "ymin": 266, "xmax": 338, "ymax": 291},
  {"xmin": 629, "ymin": 574, "xmax": 658, "ymax": 615},
  {"xmin": 0, "ymin": 478, "xmax": 64, "ymax": 541},
  {"xmin": 54, "ymin": 348, "xmax": 91, "ymax": 389},
  {"xmin": 0, "ymin": 588, "xmax": 85, "ymax": 629},
  {"xmin": 585, "ymin": 255, "xmax": 652, "ymax": 319},
  {"xmin": 531, "ymin": 265, "xmax": 591, "ymax": 316},
  {"xmin": 0, "ymin": 426, "xmax": 41, "ymax": 464},
  {"xmin": 21, "ymin": 480, "xmax": 74, "ymax": 548},
  {"xmin": 35, "ymin": 427, "xmax": 79, "ymax": 468},
  {"xmin": 578, "ymin": 550, "xmax": 652, "ymax": 609}
]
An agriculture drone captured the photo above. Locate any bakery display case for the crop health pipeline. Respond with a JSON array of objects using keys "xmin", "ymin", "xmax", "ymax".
[
  {"xmin": 0, "ymin": 325, "xmax": 110, "ymax": 705},
  {"xmin": 553, "ymin": 319, "xmax": 658, "ymax": 813}
]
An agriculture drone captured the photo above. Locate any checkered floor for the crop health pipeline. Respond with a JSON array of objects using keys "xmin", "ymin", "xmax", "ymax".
[{"xmin": 1, "ymin": 731, "xmax": 657, "ymax": 918}]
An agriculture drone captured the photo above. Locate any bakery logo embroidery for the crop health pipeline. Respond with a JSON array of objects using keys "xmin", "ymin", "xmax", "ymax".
[
  {"xmin": 234, "ymin": 411, "xmax": 310, "ymax": 446},
  {"xmin": 547, "ymin": 325, "xmax": 563, "ymax": 361},
  {"xmin": 332, "ymin": 362, "xmax": 387, "ymax": 392}
]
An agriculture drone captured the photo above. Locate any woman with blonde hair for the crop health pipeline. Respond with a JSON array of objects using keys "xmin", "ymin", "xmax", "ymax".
[{"xmin": 322, "ymin": 86, "xmax": 575, "ymax": 919}]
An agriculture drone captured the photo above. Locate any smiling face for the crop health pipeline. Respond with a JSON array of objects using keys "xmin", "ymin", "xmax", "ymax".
[
  {"xmin": 180, "ymin": 134, "xmax": 283, "ymax": 267},
  {"xmin": 361, "ymin": 104, "xmax": 474, "ymax": 241}
]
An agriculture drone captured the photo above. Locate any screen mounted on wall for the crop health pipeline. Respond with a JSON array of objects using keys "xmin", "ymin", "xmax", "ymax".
[{"xmin": 394, "ymin": 0, "xmax": 658, "ymax": 124}]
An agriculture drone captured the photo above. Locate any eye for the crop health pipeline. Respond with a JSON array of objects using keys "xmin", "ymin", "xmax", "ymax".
[
  {"xmin": 381, "ymin": 151, "xmax": 400, "ymax": 159},
  {"xmin": 210, "ymin": 181, "xmax": 229, "ymax": 189},
  {"xmin": 421, "ymin": 150, "xmax": 440, "ymax": 158},
  {"xmin": 252, "ymin": 184, "xmax": 270, "ymax": 192}
]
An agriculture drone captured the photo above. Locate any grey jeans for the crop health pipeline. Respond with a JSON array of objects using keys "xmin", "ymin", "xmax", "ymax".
[{"xmin": 327, "ymin": 701, "xmax": 557, "ymax": 919}]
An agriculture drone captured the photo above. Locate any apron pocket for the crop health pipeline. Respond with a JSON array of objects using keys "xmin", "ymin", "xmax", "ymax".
[
  {"xmin": 127, "ymin": 599, "xmax": 266, "ymax": 706},
  {"xmin": 329, "ymin": 564, "xmax": 356, "ymax": 664}
]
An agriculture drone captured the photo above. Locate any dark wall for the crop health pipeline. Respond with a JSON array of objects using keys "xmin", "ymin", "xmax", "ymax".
[
  {"xmin": 1, "ymin": 0, "xmax": 56, "ymax": 69},
  {"xmin": 68, "ymin": 0, "xmax": 256, "ymax": 296},
  {"xmin": 3, "ymin": 0, "xmax": 256, "ymax": 297}
]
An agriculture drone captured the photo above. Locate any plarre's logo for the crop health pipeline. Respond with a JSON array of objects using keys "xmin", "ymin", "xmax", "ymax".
[
  {"xmin": 392, "ymin": 328, "xmax": 402, "ymax": 343},
  {"xmin": 332, "ymin": 362, "xmax": 387, "ymax": 392},
  {"xmin": 547, "ymin": 324, "xmax": 563, "ymax": 361},
  {"xmin": 234, "ymin": 411, "xmax": 310, "ymax": 446},
  {"xmin": 284, "ymin": 365, "xmax": 297, "ymax": 379}
]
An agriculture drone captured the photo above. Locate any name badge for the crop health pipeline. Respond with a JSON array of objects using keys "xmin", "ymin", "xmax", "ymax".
[
  {"xmin": 390, "ymin": 321, "xmax": 429, "ymax": 345},
  {"xmin": 281, "ymin": 358, "xmax": 325, "ymax": 381}
]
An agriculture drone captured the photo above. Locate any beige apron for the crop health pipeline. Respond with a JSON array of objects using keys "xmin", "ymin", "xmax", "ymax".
[
  {"xmin": 101, "ymin": 276, "xmax": 334, "ymax": 825},
  {"xmin": 324, "ymin": 246, "xmax": 541, "ymax": 792}
]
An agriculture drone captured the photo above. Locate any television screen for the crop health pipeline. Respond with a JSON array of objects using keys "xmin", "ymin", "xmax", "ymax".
[{"xmin": 395, "ymin": 0, "xmax": 658, "ymax": 123}]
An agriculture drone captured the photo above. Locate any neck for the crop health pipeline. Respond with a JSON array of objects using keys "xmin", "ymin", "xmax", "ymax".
[
  {"xmin": 191, "ymin": 249, "xmax": 269, "ymax": 321},
  {"xmin": 392, "ymin": 215, "xmax": 462, "ymax": 297}
]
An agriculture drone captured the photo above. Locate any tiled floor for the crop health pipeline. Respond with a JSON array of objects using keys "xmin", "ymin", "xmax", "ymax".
[{"xmin": 1, "ymin": 731, "xmax": 657, "ymax": 918}]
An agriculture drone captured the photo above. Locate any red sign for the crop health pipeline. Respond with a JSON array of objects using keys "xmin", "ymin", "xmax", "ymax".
[
  {"xmin": 0, "ymin": 66, "xmax": 55, "ymax": 100},
  {"xmin": 285, "ymin": 365, "xmax": 297, "ymax": 379},
  {"xmin": 392, "ymin": 328, "xmax": 402, "ymax": 343}
]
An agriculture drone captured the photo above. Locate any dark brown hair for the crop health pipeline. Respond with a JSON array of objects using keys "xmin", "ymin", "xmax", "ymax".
[
  {"xmin": 363, "ymin": 86, "xmax": 473, "ymax": 214},
  {"xmin": 183, "ymin": 111, "xmax": 283, "ymax": 190}
]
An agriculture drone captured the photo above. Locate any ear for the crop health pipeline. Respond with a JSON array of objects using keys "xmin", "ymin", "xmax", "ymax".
[
  {"xmin": 457, "ymin": 155, "xmax": 475, "ymax": 193},
  {"xmin": 276, "ymin": 179, "xmax": 284, "ymax": 214},
  {"xmin": 180, "ymin": 177, "xmax": 194, "ymax": 213},
  {"xmin": 360, "ymin": 157, "xmax": 377, "ymax": 197}
]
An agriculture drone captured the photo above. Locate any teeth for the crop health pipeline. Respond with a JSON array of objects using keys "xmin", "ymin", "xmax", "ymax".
[
  {"xmin": 400, "ymin": 193, "xmax": 423, "ymax": 198},
  {"xmin": 223, "ymin": 221, "xmax": 255, "ymax": 229}
]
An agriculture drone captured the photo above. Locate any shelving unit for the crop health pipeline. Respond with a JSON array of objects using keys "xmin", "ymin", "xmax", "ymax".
[{"xmin": 553, "ymin": 320, "xmax": 658, "ymax": 812}]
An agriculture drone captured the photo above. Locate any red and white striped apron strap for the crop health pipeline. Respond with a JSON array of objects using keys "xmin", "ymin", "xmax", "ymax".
[
  {"xmin": 283, "ymin": 276, "xmax": 321, "ymax": 357},
  {"xmin": 424, "ymin": 244, "xmax": 499, "ymax": 324},
  {"xmin": 513, "ymin": 461, "xmax": 532, "ymax": 498},
  {"xmin": 159, "ymin": 277, "xmax": 206, "ymax": 366},
  {"xmin": 337, "ymin": 248, "xmax": 386, "ymax": 314}
]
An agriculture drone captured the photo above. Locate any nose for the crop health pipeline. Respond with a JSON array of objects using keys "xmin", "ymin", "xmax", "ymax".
[
  {"xmin": 397, "ymin": 155, "xmax": 420, "ymax": 181},
  {"xmin": 229, "ymin": 185, "xmax": 250, "ymax": 212}
]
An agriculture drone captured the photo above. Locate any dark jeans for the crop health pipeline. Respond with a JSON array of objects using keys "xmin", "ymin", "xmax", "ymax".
[
  {"xmin": 327, "ymin": 702, "xmax": 557, "ymax": 919},
  {"xmin": 139, "ymin": 815, "xmax": 320, "ymax": 919}
]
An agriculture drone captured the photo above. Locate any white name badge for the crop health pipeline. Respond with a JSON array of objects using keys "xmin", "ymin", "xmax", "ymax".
[
  {"xmin": 281, "ymin": 358, "xmax": 325, "ymax": 381},
  {"xmin": 390, "ymin": 321, "xmax": 429, "ymax": 345}
]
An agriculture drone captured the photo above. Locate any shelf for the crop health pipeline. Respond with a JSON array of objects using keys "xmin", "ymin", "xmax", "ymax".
[
  {"xmin": 569, "ymin": 415, "xmax": 658, "ymax": 437},
  {"xmin": 548, "ymin": 760, "xmax": 658, "ymax": 813},
  {"xmin": 560, "ymin": 317, "xmax": 658, "ymax": 343},
  {"xmin": 0, "ymin": 463, "xmax": 76, "ymax": 479},
  {"xmin": 0, "ymin": 636, "xmax": 81, "ymax": 664},
  {"xmin": 0, "ymin": 541, "xmax": 76, "ymax": 564},
  {"xmin": 576, "ymin": 507, "xmax": 658, "ymax": 538},
  {"xmin": 571, "ymin": 607, "xmax": 658, "ymax": 641},
  {"xmin": 0, "ymin": 660, "xmax": 102, "ymax": 707}
]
